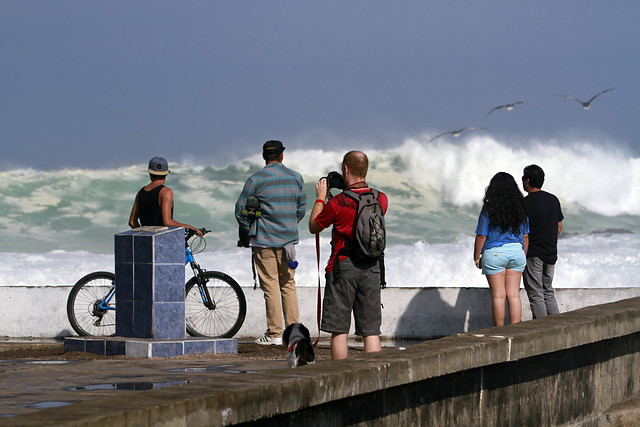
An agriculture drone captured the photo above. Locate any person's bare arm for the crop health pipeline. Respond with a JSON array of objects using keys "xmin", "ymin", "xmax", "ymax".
[
  {"xmin": 128, "ymin": 194, "xmax": 141, "ymax": 229},
  {"xmin": 523, "ymin": 233, "xmax": 529, "ymax": 255},
  {"xmin": 309, "ymin": 178, "xmax": 328, "ymax": 234},
  {"xmin": 159, "ymin": 187, "xmax": 203, "ymax": 236},
  {"xmin": 558, "ymin": 221, "xmax": 563, "ymax": 236},
  {"xmin": 473, "ymin": 235, "xmax": 486, "ymax": 269}
]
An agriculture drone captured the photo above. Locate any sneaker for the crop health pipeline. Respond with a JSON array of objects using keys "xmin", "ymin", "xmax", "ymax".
[{"xmin": 254, "ymin": 333, "xmax": 283, "ymax": 346}]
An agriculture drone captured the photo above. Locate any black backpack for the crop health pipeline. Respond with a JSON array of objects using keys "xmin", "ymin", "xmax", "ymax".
[{"xmin": 342, "ymin": 189, "xmax": 386, "ymax": 261}]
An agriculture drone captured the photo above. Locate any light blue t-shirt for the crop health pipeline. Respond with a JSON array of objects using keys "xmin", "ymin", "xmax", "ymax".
[{"xmin": 475, "ymin": 210, "xmax": 529, "ymax": 252}]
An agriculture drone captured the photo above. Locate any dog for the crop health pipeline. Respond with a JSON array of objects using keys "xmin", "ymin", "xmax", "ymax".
[{"xmin": 283, "ymin": 323, "xmax": 315, "ymax": 368}]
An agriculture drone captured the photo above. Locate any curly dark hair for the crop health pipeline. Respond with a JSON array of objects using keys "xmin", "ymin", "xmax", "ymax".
[{"xmin": 481, "ymin": 172, "xmax": 527, "ymax": 235}]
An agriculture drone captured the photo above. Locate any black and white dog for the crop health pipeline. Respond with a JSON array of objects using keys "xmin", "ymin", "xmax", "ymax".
[{"xmin": 283, "ymin": 323, "xmax": 315, "ymax": 368}]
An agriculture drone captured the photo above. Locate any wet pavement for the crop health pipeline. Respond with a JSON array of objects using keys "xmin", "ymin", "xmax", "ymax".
[
  {"xmin": 0, "ymin": 356, "xmax": 288, "ymax": 419},
  {"xmin": 1, "ymin": 338, "xmax": 638, "ymax": 425},
  {"xmin": 0, "ymin": 338, "xmax": 305, "ymax": 421},
  {"xmin": 0, "ymin": 337, "xmax": 349, "ymax": 422}
]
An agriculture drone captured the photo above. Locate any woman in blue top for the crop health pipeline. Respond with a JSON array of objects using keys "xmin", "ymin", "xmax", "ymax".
[{"xmin": 474, "ymin": 172, "xmax": 529, "ymax": 326}]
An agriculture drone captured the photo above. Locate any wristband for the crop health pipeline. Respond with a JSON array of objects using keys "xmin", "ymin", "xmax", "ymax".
[{"xmin": 315, "ymin": 199, "xmax": 325, "ymax": 205}]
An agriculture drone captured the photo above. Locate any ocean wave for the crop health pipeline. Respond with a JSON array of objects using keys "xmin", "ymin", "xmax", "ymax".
[{"xmin": 0, "ymin": 134, "xmax": 638, "ymax": 255}]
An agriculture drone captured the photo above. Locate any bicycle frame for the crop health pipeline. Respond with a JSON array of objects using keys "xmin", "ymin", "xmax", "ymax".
[
  {"xmin": 185, "ymin": 243, "xmax": 215, "ymax": 310},
  {"xmin": 98, "ymin": 287, "xmax": 116, "ymax": 311}
]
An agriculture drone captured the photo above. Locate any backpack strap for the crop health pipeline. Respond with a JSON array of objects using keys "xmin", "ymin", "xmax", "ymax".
[
  {"xmin": 379, "ymin": 253, "xmax": 386, "ymax": 289},
  {"xmin": 341, "ymin": 188, "xmax": 378, "ymax": 202},
  {"xmin": 340, "ymin": 189, "xmax": 358, "ymax": 205}
]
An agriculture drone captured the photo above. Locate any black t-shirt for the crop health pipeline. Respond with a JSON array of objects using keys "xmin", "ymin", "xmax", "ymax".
[
  {"xmin": 524, "ymin": 190, "xmax": 564, "ymax": 264},
  {"xmin": 137, "ymin": 185, "xmax": 165, "ymax": 226}
]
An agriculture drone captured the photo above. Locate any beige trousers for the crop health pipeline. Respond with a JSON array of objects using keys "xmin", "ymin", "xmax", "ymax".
[{"xmin": 252, "ymin": 247, "xmax": 299, "ymax": 338}]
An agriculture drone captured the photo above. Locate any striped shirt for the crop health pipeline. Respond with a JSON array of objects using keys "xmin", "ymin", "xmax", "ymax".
[{"xmin": 235, "ymin": 162, "xmax": 306, "ymax": 247}]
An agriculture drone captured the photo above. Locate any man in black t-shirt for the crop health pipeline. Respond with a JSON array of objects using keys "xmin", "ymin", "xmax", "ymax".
[{"xmin": 522, "ymin": 165, "xmax": 564, "ymax": 319}]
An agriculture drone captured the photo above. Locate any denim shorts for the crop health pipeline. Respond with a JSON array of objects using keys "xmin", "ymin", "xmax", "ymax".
[{"xmin": 481, "ymin": 243, "xmax": 526, "ymax": 275}]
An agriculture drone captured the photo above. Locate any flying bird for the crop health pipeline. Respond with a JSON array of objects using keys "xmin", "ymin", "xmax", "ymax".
[
  {"xmin": 429, "ymin": 127, "xmax": 487, "ymax": 142},
  {"xmin": 485, "ymin": 101, "xmax": 534, "ymax": 118},
  {"xmin": 555, "ymin": 87, "xmax": 615, "ymax": 110}
]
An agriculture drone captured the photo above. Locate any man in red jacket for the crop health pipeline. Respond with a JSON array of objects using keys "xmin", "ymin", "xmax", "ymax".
[{"xmin": 309, "ymin": 151, "xmax": 388, "ymax": 360}]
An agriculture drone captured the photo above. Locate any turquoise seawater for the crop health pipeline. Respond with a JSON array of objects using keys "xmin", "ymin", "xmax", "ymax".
[{"xmin": 1, "ymin": 136, "xmax": 639, "ymax": 287}]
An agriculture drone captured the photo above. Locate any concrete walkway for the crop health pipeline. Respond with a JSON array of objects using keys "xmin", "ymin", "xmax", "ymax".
[
  {"xmin": 0, "ymin": 337, "xmax": 639, "ymax": 426},
  {"xmin": 0, "ymin": 355, "xmax": 288, "ymax": 422},
  {"xmin": 0, "ymin": 339, "xmax": 290, "ymax": 424},
  {"xmin": 0, "ymin": 337, "xmax": 361, "ymax": 424}
]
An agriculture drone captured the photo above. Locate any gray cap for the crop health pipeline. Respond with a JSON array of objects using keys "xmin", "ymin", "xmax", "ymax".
[{"xmin": 148, "ymin": 157, "xmax": 170, "ymax": 175}]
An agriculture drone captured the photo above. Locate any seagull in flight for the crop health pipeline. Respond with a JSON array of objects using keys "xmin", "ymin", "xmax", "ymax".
[
  {"xmin": 555, "ymin": 87, "xmax": 615, "ymax": 110},
  {"xmin": 485, "ymin": 101, "xmax": 534, "ymax": 118},
  {"xmin": 429, "ymin": 127, "xmax": 487, "ymax": 142}
]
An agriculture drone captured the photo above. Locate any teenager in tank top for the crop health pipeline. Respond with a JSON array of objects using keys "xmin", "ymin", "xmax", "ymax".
[{"xmin": 128, "ymin": 156, "xmax": 202, "ymax": 236}]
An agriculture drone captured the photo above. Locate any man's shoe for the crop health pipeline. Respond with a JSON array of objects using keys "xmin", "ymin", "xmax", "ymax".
[{"xmin": 255, "ymin": 333, "xmax": 283, "ymax": 346}]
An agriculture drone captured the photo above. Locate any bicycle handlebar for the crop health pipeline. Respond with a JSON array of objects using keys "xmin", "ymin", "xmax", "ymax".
[{"xmin": 185, "ymin": 227, "xmax": 211, "ymax": 240}]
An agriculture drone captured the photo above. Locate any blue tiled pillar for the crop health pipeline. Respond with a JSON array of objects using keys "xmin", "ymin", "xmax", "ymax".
[{"xmin": 114, "ymin": 226, "xmax": 185, "ymax": 339}]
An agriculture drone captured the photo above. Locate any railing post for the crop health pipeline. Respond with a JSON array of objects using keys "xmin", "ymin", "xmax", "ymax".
[{"xmin": 114, "ymin": 226, "xmax": 185, "ymax": 339}]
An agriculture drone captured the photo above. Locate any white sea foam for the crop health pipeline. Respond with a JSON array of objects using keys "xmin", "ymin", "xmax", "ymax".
[
  {"xmin": 1, "ymin": 133, "xmax": 638, "ymax": 288},
  {"xmin": 2, "ymin": 233, "xmax": 638, "ymax": 288}
]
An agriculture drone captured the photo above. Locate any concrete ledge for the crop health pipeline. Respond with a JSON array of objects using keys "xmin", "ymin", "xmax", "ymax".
[
  {"xmin": 467, "ymin": 297, "xmax": 640, "ymax": 362},
  {"xmin": 6, "ymin": 297, "xmax": 640, "ymax": 426},
  {"xmin": 2, "ymin": 285, "xmax": 640, "ymax": 339}
]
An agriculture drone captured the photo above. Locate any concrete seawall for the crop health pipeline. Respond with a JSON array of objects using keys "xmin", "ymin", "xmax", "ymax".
[
  {"xmin": 1, "ymin": 285, "xmax": 639, "ymax": 339},
  {"xmin": 4, "ymin": 297, "xmax": 639, "ymax": 426}
]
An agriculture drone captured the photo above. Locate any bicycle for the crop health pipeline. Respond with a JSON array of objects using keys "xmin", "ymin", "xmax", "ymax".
[{"xmin": 66, "ymin": 228, "xmax": 247, "ymax": 338}]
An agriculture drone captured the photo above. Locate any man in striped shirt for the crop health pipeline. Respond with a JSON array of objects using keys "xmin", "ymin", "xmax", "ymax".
[{"xmin": 235, "ymin": 140, "xmax": 307, "ymax": 345}]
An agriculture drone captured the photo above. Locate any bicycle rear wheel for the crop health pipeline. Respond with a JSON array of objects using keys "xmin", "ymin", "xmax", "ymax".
[
  {"xmin": 67, "ymin": 271, "xmax": 116, "ymax": 337},
  {"xmin": 185, "ymin": 271, "xmax": 246, "ymax": 338}
]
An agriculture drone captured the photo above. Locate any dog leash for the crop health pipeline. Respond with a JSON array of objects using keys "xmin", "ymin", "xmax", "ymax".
[
  {"xmin": 251, "ymin": 250, "xmax": 259, "ymax": 290},
  {"xmin": 314, "ymin": 233, "xmax": 322, "ymax": 347}
]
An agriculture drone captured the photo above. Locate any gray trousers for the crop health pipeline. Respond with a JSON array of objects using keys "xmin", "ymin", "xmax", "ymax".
[{"xmin": 523, "ymin": 257, "xmax": 560, "ymax": 319}]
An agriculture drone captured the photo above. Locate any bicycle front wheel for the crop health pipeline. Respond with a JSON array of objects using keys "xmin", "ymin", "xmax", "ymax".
[
  {"xmin": 67, "ymin": 271, "xmax": 116, "ymax": 337},
  {"xmin": 185, "ymin": 271, "xmax": 246, "ymax": 338}
]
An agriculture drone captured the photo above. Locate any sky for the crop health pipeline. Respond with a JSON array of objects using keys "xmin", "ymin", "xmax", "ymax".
[{"xmin": 2, "ymin": 1, "xmax": 639, "ymax": 171}]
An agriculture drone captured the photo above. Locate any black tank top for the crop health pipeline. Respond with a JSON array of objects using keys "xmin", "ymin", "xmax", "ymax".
[{"xmin": 137, "ymin": 185, "xmax": 170, "ymax": 226}]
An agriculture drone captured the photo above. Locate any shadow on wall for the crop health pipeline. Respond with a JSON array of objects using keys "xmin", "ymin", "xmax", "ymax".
[{"xmin": 394, "ymin": 288, "xmax": 502, "ymax": 340}]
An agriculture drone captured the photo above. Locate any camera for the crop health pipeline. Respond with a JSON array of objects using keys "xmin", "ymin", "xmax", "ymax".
[{"xmin": 325, "ymin": 171, "xmax": 345, "ymax": 190}]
